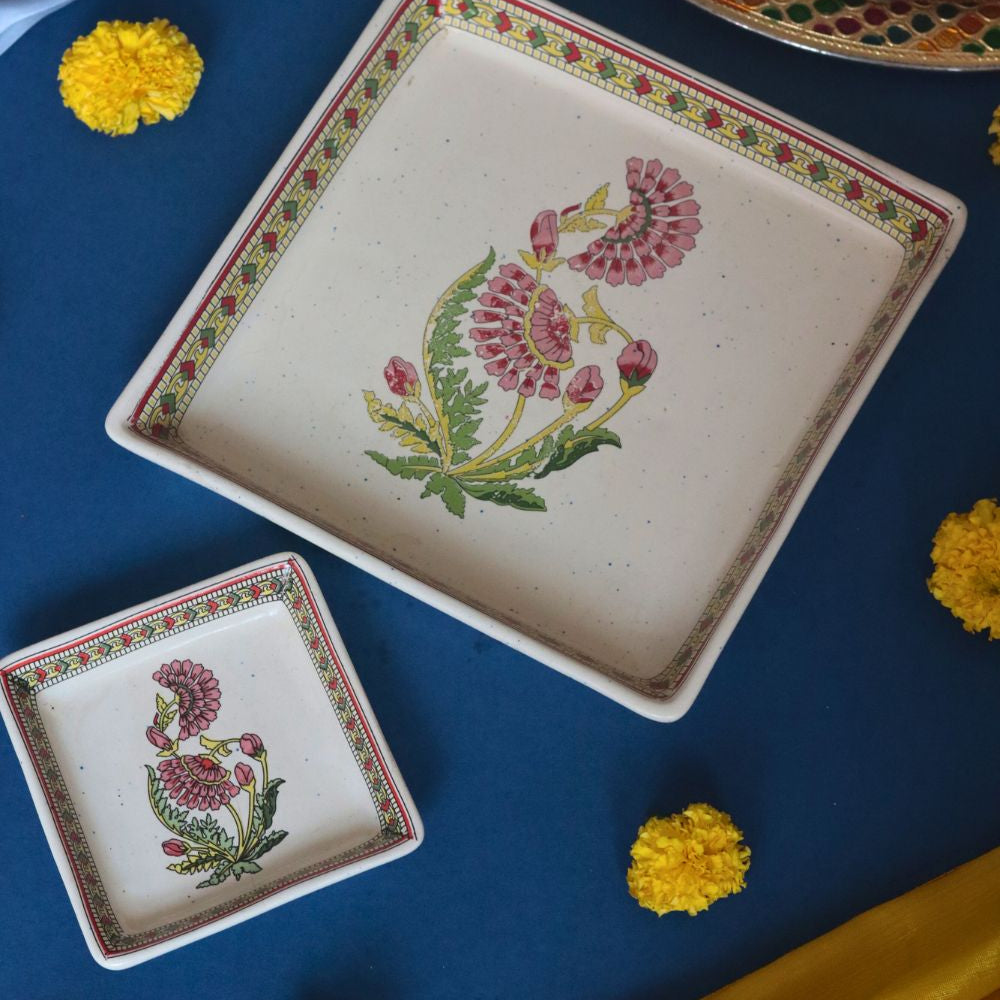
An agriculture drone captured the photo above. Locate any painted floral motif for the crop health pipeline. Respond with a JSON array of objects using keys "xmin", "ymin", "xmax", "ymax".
[
  {"xmin": 143, "ymin": 661, "xmax": 287, "ymax": 889},
  {"xmin": 565, "ymin": 364, "xmax": 605, "ymax": 404},
  {"xmin": 362, "ymin": 156, "xmax": 699, "ymax": 517},
  {"xmin": 157, "ymin": 755, "xmax": 239, "ymax": 811},
  {"xmin": 566, "ymin": 158, "xmax": 701, "ymax": 286},
  {"xmin": 472, "ymin": 265, "xmax": 575, "ymax": 399},
  {"xmin": 384, "ymin": 356, "xmax": 421, "ymax": 397},
  {"xmin": 152, "ymin": 658, "xmax": 221, "ymax": 739}
]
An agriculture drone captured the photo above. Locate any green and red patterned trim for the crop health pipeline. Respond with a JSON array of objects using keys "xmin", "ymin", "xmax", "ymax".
[
  {"xmin": 127, "ymin": 0, "xmax": 948, "ymax": 440},
  {"xmin": 0, "ymin": 558, "xmax": 415, "ymax": 958},
  {"xmin": 124, "ymin": 0, "xmax": 956, "ymax": 701}
]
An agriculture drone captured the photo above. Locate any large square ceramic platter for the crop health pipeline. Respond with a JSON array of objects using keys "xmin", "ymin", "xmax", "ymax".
[
  {"xmin": 106, "ymin": 0, "xmax": 964, "ymax": 721},
  {"xmin": 0, "ymin": 554, "xmax": 421, "ymax": 968}
]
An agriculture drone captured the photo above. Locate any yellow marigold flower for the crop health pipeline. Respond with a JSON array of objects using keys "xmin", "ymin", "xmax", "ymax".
[
  {"xmin": 928, "ymin": 498, "xmax": 1000, "ymax": 640},
  {"xmin": 990, "ymin": 106, "xmax": 1000, "ymax": 167},
  {"xmin": 58, "ymin": 19, "xmax": 203, "ymax": 136},
  {"xmin": 626, "ymin": 803, "xmax": 750, "ymax": 916}
]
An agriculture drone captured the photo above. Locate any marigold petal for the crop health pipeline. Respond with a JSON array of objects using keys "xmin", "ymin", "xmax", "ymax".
[
  {"xmin": 58, "ymin": 19, "xmax": 203, "ymax": 137},
  {"xmin": 627, "ymin": 803, "xmax": 750, "ymax": 916},
  {"xmin": 927, "ymin": 498, "xmax": 1000, "ymax": 640}
]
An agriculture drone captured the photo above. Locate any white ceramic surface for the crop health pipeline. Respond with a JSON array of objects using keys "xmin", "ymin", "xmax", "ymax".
[
  {"xmin": 0, "ymin": 554, "xmax": 422, "ymax": 968},
  {"xmin": 106, "ymin": 0, "xmax": 964, "ymax": 720},
  {"xmin": 0, "ymin": 0, "xmax": 75, "ymax": 57}
]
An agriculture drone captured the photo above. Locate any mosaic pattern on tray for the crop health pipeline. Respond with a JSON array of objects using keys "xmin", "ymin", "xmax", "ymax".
[
  {"xmin": 125, "ymin": 0, "xmax": 954, "ymax": 702},
  {"xmin": 1, "ymin": 560, "xmax": 410, "ymax": 956},
  {"xmin": 695, "ymin": 1, "xmax": 1000, "ymax": 64}
]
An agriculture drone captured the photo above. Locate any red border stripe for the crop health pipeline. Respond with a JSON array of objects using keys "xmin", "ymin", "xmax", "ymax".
[
  {"xmin": 126, "ymin": 0, "xmax": 952, "ymax": 430},
  {"xmin": 287, "ymin": 558, "xmax": 414, "ymax": 839},
  {"xmin": 509, "ymin": 0, "xmax": 950, "ymax": 220},
  {"xmin": 128, "ymin": 0, "xmax": 421, "ymax": 426},
  {"xmin": 2, "ymin": 558, "xmax": 416, "ymax": 957},
  {"xmin": 111, "ymin": 0, "xmax": 957, "ymax": 702}
]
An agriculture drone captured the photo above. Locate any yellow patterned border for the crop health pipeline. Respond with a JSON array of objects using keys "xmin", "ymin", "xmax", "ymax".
[
  {"xmin": 125, "ymin": 0, "xmax": 955, "ymax": 702},
  {"xmin": 1, "ymin": 560, "xmax": 413, "ymax": 956},
  {"xmin": 130, "ymin": 2, "xmax": 443, "ymax": 436},
  {"xmin": 443, "ymin": 0, "xmax": 938, "ymax": 246},
  {"xmin": 131, "ymin": 0, "xmax": 946, "ymax": 441}
]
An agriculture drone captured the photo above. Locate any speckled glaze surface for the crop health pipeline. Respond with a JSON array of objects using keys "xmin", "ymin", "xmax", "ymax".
[
  {"xmin": 685, "ymin": 0, "xmax": 1000, "ymax": 68},
  {"xmin": 0, "ymin": 554, "xmax": 421, "ymax": 968},
  {"xmin": 106, "ymin": 0, "xmax": 964, "ymax": 721}
]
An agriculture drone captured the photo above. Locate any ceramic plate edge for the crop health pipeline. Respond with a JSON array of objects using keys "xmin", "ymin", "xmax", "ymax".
[
  {"xmin": 103, "ymin": 0, "xmax": 966, "ymax": 722},
  {"xmin": 0, "ymin": 551, "xmax": 423, "ymax": 968}
]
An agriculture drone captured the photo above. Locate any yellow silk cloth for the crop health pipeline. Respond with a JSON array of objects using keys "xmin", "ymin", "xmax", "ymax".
[{"xmin": 704, "ymin": 847, "xmax": 1000, "ymax": 1000}]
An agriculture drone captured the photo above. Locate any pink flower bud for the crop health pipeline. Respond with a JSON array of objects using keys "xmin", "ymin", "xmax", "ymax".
[
  {"xmin": 384, "ymin": 356, "xmax": 420, "ymax": 397},
  {"xmin": 161, "ymin": 839, "xmax": 186, "ymax": 857},
  {"xmin": 529, "ymin": 209, "xmax": 559, "ymax": 260},
  {"xmin": 616, "ymin": 340, "xmax": 658, "ymax": 386},
  {"xmin": 234, "ymin": 762, "xmax": 255, "ymax": 788},
  {"xmin": 564, "ymin": 365, "xmax": 604, "ymax": 405},
  {"xmin": 239, "ymin": 733, "xmax": 264, "ymax": 757},
  {"xmin": 146, "ymin": 726, "xmax": 172, "ymax": 751}
]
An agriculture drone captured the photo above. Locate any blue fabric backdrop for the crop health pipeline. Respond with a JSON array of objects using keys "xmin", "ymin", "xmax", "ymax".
[{"xmin": 2, "ymin": 1, "xmax": 999, "ymax": 997}]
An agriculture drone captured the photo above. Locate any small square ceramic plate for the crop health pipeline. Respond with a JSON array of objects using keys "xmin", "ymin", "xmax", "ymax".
[
  {"xmin": 106, "ymin": 0, "xmax": 963, "ymax": 720},
  {"xmin": 0, "ymin": 554, "xmax": 421, "ymax": 969}
]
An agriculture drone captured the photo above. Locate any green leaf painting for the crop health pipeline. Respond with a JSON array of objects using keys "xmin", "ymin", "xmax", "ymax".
[
  {"xmin": 361, "ymin": 157, "xmax": 696, "ymax": 516},
  {"xmin": 144, "ymin": 660, "xmax": 289, "ymax": 890}
]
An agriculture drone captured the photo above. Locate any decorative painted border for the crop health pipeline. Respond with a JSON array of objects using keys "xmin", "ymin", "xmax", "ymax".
[
  {"xmin": 127, "ymin": 0, "xmax": 945, "ymax": 439},
  {"xmin": 128, "ymin": 0, "xmax": 442, "ymax": 436},
  {"xmin": 684, "ymin": 0, "xmax": 1000, "ymax": 70},
  {"xmin": 122, "ymin": 0, "xmax": 955, "ymax": 701},
  {"xmin": 0, "ymin": 558, "xmax": 415, "ymax": 958}
]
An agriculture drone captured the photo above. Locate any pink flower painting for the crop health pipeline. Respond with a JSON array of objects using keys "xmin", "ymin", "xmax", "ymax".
[
  {"xmin": 143, "ymin": 662, "xmax": 288, "ymax": 888},
  {"xmin": 363, "ymin": 154, "xmax": 696, "ymax": 517},
  {"xmin": 471, "ymin": 264, "xmax": 576, "ymax": 400},
  {"xmin": 568, "ymin": 158, "xmax": 701, "ymax": 287},
  {"xmin": 617, "ymin": 340, "xmax": 658, "ymax": 386},
  {"xmin": 152, "ymin": 659, "xmax": 221, "ymax": 740},
  {"xmin": 384, "ymin": 356, "xmax": 420, "ymax": 397},
  {"xmin": 158, "ymin": 754, "xmax": 239, "ymax": 811}
]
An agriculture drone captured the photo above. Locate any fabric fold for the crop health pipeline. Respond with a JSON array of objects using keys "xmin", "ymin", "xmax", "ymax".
[
  {"xmin": 0, "ymin": 1, "xmax": 74, "ymax": 58},
  {"xmin": 704, "ymin": 847, "xmax": 1000, "ymax": 1000}
]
